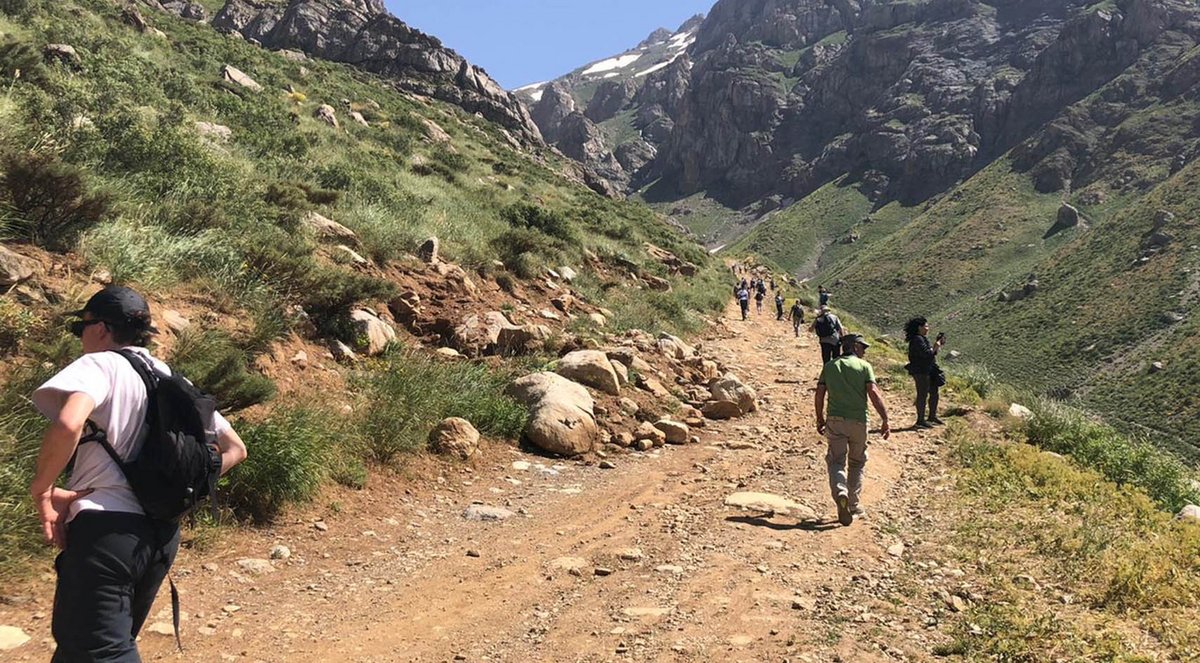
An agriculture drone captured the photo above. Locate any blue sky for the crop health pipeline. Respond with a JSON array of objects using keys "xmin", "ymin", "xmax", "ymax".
[{"xmin": 386, "ymin": 1, "xmax": 714, "ymax": 90}]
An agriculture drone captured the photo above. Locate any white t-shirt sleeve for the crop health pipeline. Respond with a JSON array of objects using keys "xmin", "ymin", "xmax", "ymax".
[
  {"xmin": 32, "ymin": 354, "xmax": 114, "ymax": 419},
  {"xmin": 213, "ymin": 410, "xmax": 233, "ymax": 435}
]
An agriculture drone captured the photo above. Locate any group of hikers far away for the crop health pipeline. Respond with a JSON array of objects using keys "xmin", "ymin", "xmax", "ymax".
[
  {"xmin": 730, "ymin": 270, "xmax": 949, "ymax": 527},
  {"xmin": 26, "ymin": 276, "xmax": 951, "ymax": 661}
]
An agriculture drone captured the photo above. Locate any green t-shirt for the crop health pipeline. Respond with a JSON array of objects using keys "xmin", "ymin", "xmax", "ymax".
[{"xmin": 819, "ymin": 354, "xmax": 876, "ymax": 423}]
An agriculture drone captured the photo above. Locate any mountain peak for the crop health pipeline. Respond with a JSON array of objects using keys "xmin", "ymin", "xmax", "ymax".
[{"xmin": 638, "ymin": 28, "xmax": 674, "ymax": 49}]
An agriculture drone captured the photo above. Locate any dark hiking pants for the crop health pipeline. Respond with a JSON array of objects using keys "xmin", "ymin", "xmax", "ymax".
[
  {"xmin": 52, "ymin": 511, "xmax": 180, "ymax": 663},
  {"xmin": 820, "ymin": 342, "xmax": 841, "ymax": 364},
  {"xmin": 913, "ymin": 373, "xmax": 940, "ymax": 423}
]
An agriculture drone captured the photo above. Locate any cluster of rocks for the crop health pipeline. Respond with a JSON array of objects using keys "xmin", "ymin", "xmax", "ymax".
[
  {"xmin": 500, "ymin": 328, "xmax": 758, "ymax": 458},
  {"xmin": 997, "ymin": 274, "xmax": 1039, "ymax": 303}
]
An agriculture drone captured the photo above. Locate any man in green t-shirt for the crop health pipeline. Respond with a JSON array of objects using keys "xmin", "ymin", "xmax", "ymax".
[{"xmin": 814, "ymin": 333, "xmax": 891, "ymax": 526}]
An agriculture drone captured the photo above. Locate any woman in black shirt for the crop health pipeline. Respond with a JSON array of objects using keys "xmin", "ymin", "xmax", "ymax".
[{"xmin": 905, "ymin": 317, "xmax": 945, "ymax": 428}]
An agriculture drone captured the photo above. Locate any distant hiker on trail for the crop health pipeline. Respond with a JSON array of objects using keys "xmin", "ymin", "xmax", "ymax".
[
  {"xmin": 811, "ymin": 305, "xmax": 844, "ymax": 364},
  {"xmin": 775, "ymin": 293, "xmax": 785, "ymax": 320},
  {"xmin": 737, "ymin": 286, "xmax": 750, "ymax": 320},
  {"xmin": 754, "ymin": 286, "xmax": 765, "ymax": 314},
  {"xmin": 769, "ymin": 278, "xmax": 776, "ymax": 291},
  {"xmin": 789, "ymin": 300, "xmax": 805, "ymax": 336},
  {"xmin": 814, "ymin": 333, "xmax": 890, "ymax": 526},
  {"xmin": 818, "ymin": 286, "xmax": 831, "ymax": 307},
  {"xmin": 29, "ymin": 286, "xmax": 248, "ymax": 661},
  {"xmin": 905, "ymin": 316, "xmax": 946, "ymax": 429}
]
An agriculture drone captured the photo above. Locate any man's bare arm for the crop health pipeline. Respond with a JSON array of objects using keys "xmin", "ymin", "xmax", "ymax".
[
  {"xmin": 867, "ymin": 383, "xmax": 891, "ymax": 440},
  {"xmin": 216, "ymin": 427, "xmax": 248, "ymax": 476},
  {"xmin": 814, "ymin": 384, "xmax": 828, "ymax": 434},
  {"xmin": 30, "ymin": 392, "xmax": 96, "ymax": 548}
]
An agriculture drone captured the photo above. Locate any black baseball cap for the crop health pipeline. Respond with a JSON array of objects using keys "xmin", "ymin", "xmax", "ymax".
[
  {"xmin": 841, "ymin": 333, "xmax": 870, "ymax": 349},
  {"xmin": 69, "ymin": 286, "xmax": 159, "ymax": 334}
]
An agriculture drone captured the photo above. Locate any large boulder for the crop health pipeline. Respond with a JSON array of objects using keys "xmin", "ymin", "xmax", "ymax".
[
  {"xmin": 497, "ymin": 323, "xmax": 551, "ymax": 355},
  {"xmin": 349, "ymin": 309, "xmax": 395, "ymax": 356},
  {"xmin": 221, "ymin": 64, "xmax": 262, "ymax": 92},
  {"xmin": 653, "ymin": 419, "xmax": 689, "ymax": 444},
  {"xmin": 710, "ymin": 373, "xmax": 757, "ymax": 415},
  {"xmin": 506, "ymin": 372, "xmax": 598, "ymax": 456},
  {"xmin": 557, "ymin": 350, "xmax": 621, "ymax": 395},
  {"xmin": 0, "ymin": 245, "xmax": 37, "ymax": 286},
  {"xmin": 428, "ymin": 417, "xmax": 480, "ymax": 460},
  {"xmin": 701, "ymin": 400, "xmax": 741, "ymax": 420},
  {"xmin": 453, "ymin": 311, "xmax": 513, "ymax": 356}
]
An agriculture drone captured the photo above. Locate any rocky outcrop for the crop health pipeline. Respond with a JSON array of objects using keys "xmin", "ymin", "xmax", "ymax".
[
  {"xmin": 529, "ymin": 82, "xmax": 575, "ymax": 144},
  {"xmin": 532, "ymin": 0, "xmax": 1200, "ymax": 210},
  {"xmin": 556, "ymin": 350, "xmax": 621, "ymax": 395},
  {"xmin": 212, "ymin": 0, "xmax": 541, "ymax": 144}
]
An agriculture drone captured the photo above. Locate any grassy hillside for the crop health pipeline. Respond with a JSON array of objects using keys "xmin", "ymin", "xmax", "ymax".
[
  {"xmin": 0, "ymin": 0, "xmax": 727, "ymax": 575},
  {"xmin": 800, "ymin": 158, "xmax": 1200, "ymax": 459}
]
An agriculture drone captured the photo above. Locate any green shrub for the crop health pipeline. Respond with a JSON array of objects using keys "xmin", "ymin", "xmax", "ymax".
[
  {"xmin": 501, "ymin": 203, "xmax": 577, "ymax": 243},
  {"xmin": 1023, "ymin": 399, "xmax": 1199, "ymax": 512},
  {"xmin": 494, "ymin": 227, "xmax": 564, "ymax": 278},
  {"xmin": 225, "ymin": 407, "xmax": 337, "ymax": 521},
  {"xmin": 0, "ymin": 35, "xmax": 45, "ymax": 84},
  {"xmin": 357, "ymin": 350, "xmax": 526, "ymax": 463},
  {"xmin": 80, "ymin": 219, "xmax": 241, "ymax": 290},
  {"xmin": 0, "ymin": 151, "xmax": 112, "ymax": 251},
  {"xmin": 300, "ymin": 266, "xmax": 396, "ymax": 332},
  {"xmin": 168, "ymin": 329, "xmax": 276, "ymax": 413}
]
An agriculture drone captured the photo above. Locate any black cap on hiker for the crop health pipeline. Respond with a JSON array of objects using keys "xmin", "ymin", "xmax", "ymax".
[
  {"xmin": 69, "ymin": 286, "xmax": 159, "ymax": 334},
  {"xmin": 841, "ymin": 333, "xmax": 869, "ymax": 349}
]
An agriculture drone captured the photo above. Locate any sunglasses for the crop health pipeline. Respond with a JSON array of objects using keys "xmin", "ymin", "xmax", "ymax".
[{"xmin": 69, "ymin": 319, "xmax": 105, "ymax": 338}]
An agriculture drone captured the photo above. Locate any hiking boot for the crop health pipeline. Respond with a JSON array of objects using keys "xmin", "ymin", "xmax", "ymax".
[
  {"xmin": 914, "ymin": 420, "xmax": 934, "ymax": 430},
  {"xmin": 835, "ymin": 495, "xmax": 853, "ymax": 526},
  {"xmin": 850, "ymin": 504, "xmax": 866, "ymax": 517},
  {"xmin": 929, "ymin": 417, "xmax": 946, "ymax": 426}
]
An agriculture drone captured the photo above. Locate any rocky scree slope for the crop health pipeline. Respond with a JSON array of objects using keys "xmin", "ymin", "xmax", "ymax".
[{"xmin": 211, "ymin": 0, "xmax": 543, "ymax": 145}]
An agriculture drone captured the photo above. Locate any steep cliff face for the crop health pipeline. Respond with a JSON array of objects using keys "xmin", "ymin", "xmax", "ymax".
[
  {"xmin": 531, "ymin": 0, "xmax": 1200, "ymax": 215},
  {"xmin": 212, "ymin": 0, "xmax": 542, "ymax": 145}
]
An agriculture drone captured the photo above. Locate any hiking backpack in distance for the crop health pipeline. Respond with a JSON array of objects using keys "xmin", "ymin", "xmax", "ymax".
[
  {"xmin": 814, "ymin": 315, "xmax": 837, "ymax": 338},
  {"xmin": 86, "ymin": 349, "xmax": 223, "ymax": 522}
]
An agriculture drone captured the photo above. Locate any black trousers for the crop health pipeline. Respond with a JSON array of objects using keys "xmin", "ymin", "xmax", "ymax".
[
  {"xmin": 52, "ymin": 511, "xmax": 180, "ymax": 663},
  {"xmin": 913, "ymin": 373, "xmax": 940, "ymax": 422},
  {"xmin": 820, "ymin": 342, "xmax": 842, "ymax": 364}
]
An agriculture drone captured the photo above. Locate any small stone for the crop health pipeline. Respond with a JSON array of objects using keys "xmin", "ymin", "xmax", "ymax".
[
  {"xmin": 222, "ymin": 604, "xmax": 241, "ymax": 614},
  {"xmin": 599, "ymin": 460, "xmax": 616, "ymax": 469},
  {"xmin": 617, "ymin": 547, "xmax": 643, "ymax": 561},
  {"xmin": 269, "ymin": 545, "xmax": 291, "ymax": 561},
  {"xmin": 313, "ymin": 521, "xmax": 329, "ymax": 532},
  {"xmin": 886, "ymin": 543, "xmax": 905, "ymax": 558},
  {"xmin": 462, "ymin": 505, "xmax": 516, "ymax": 522},
  {"xmin": 466, "ymin": 549, "xmax": 481, "ymax": 558},
  {"xmin": 144, "ymin": 622, "xmax": 175, "ymax": 637},
  {"xmin": 235, "ymin": 558, "xmax": 274, "ymax": 575},
  {"xmin": 594, "ymin": 567, "xmax": 614, "ymax": 576},
  {"xmin": 0, "ymin": 626, "xmax": 31, "ymax": 651}
]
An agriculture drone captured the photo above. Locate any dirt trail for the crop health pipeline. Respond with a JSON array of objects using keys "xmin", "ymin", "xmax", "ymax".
[{"xmin": 4, "ymin": 303, "xmax": 950, "ymax": 662}]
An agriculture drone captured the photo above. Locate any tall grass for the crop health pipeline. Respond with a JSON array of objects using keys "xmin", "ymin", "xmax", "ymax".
[
  {"xmin": 356, "ymin": 349, "xmax": 527, "ymax": 463},
  {"xmin": 225, "ymin": 406, "xmax": 341, "ymax": 521},
  {"xmin": 0, "ymin": 361, "xmax": 59, "ymax": 578}
]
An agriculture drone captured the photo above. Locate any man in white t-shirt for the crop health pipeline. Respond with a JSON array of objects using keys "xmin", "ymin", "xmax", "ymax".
[{"xmin": 28, "ymin": 286, "xmax": 247, "ymax": 662}]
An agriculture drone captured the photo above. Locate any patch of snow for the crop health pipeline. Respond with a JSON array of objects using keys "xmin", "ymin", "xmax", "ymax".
[
  {"xmin": 603, "ymin": 72, "xmax": 620, "ymax": 78},
  {"xmin": 581, "ymin": 53, "xmax": 642, "ymax": 76},
  {"xmin": 635, "ymin": 61, "xmax": 672, "ymax": 78},
  {"xmin": 514, "ymin": 81, "xmax": 546, "ymax": 92},
  {"xmin": 527, "ymin": 89, "xmax": 544, "ymax": 103}
]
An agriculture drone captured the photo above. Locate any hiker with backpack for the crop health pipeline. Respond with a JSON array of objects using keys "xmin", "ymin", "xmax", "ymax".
[
  {"xmin": 736, "ymin": 285, "xmax": 750, "ymax": 320},
  {"xmin": 818, "ymin": 286, "xmax": 831, "ymax": 307},
  {"xmin": 29, "ymin": 285, "xmax": 247, "ymax": 661},
  {"xmin": 788, "ymin": 300, "xmax": 805, "ymax": 337},
  {"xmin": 774, "ymin": 292, "xmax": 785, "ymax": 320},
  {"xmin": 814, "ymin": 333, "xmax": 890, "ymax": 526},
  {"xmin": 811, "ymin": 305, "xmax": 844, "ymax": 363},
  {"xmin": 754, "ymin": 286, "xmax": 766, "ymax": 315},
  {"xmin": 904, "ymin": 316, "xmax": 946, "ymax": 429}
]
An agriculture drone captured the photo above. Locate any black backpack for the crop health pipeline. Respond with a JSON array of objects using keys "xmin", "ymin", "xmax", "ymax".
[
  {"xmin": 815, "ymin": 314, "xmax": 837, "ymax": 338},
  {"xmin": 82, "ymin": 349, "xmax": 223, "ymax": 522}
]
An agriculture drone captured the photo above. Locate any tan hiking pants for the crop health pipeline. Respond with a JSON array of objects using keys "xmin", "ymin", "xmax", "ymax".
[{"xmin": 825, "ymin": 416, "xmax": 869, "ymax": 507}]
